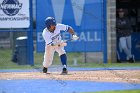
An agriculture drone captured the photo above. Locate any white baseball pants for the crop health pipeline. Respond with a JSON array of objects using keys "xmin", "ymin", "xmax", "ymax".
[
  {"xmin": 119, "ymin": 35, "xmax": 132, "ymax": 59},
  {"xmin": 43, "ymin": 45, "xmax": 66, "ymax": 68}
]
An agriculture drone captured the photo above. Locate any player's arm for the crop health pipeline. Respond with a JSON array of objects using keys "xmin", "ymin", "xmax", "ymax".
[
  {"xmin": 68, "ymin": 26, "xmax": 79, "ymax": 40},
  {"xmin": 42, "ymin": 31, "xmax": 55, "ymax": 46},
  {"xmin": 58, "ymin": 24, "xmax": 79, "ymax": 40},
  {"xmin": 67, "ymin": 26, "xmax": 75, "ymax": 35}
]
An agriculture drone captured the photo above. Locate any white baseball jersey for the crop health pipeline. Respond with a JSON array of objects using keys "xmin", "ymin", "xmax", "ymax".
[
  {"xmin": 42, "ymin": 23, "xmax": 69, "ymax": 45},
  {"xmin": 42, "ymin": 23, "xmax": 69, "ymax": 68}
]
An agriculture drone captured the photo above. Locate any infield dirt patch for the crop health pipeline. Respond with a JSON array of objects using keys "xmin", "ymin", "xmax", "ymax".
[{"xmin": 0, "ymin": 70, "xmax": 140, "ymax": 84}]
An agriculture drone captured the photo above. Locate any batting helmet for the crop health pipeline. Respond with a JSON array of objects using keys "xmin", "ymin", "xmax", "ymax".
[{"xmin": 45, "ymin": 17, "xmax": 56, "ymax": 29}]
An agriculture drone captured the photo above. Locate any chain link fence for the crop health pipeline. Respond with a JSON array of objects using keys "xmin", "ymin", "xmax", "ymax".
[{"xmin": 0, "ymin": 31, "xmax": 104, "ymax": 69}]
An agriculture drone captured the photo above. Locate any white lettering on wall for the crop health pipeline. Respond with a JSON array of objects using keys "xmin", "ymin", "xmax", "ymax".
[
  {"xmin": 37, "ymin": 31, "xmax": 101, "ymax": 42},
  {"xmin": 79, "ymin": 31, "xmax": 101, "ymax": 41}
]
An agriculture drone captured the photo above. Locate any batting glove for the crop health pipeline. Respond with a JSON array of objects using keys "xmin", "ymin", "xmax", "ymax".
[{"xmin": 72, "ymin": 34, "xmax": 79, "ymax": 41}]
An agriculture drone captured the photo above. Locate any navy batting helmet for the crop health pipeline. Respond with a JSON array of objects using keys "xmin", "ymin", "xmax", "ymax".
[{"xmin": 45, "ymin": 17, "xmax": 56, "ymax": 29}]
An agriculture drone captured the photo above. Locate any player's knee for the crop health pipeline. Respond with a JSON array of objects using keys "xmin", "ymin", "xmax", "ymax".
[
  {"xmin": 58, "ymin": 51, "xmax": 66, "ymax": 56},
  {"xmin": 43, "ymin": 61, "xmax": 52, "ymax": 67},
  {"xmin": 121, "ymin": 46, "xmax": 128, "ymax": 51}
]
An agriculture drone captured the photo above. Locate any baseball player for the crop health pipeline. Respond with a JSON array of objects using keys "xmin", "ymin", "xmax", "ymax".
[
  {"xmin": 42, "ymin": 17, "xmax": 79, "ymax": 74},
  {"xmin": 116, "ymin": 9, "xmax": 135, "ymax": 63}
]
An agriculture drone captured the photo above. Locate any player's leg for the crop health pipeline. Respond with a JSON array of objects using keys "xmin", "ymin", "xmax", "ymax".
[
  {"xmin": 43, "ymin": 45, "xmax": 55, "ymax": 73},
  {"xmin": 55, "ymin": 47, "xmax": 68, "ymax": 74},
  {"xmin": 126, "ymin": 35, "xmax": 132, "ymax": 56},
  {"xmin": 126, "ymin": 36, "xmax": 135, "ymax": 62},
  {"xmin": 119, "ymin": 37, "xmax": 131, "ymax": 60}
]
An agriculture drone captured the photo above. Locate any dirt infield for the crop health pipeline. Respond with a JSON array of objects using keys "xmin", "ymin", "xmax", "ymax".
[{"xmin": 0, "ymin": 70, "xmax": 140, "ymax": 84}]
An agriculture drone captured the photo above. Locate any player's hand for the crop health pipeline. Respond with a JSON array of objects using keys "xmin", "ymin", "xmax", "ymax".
[
  {"xmin": 72, "ymin": 34, "xmax": 79, "ymax": 41},
  {"xmin": 58, "ymin": 40, "xmax": 67, "ymax": 47},
  {"xmin": 58, "ymin": 42, "xmax": 67, "ymax": 47},
  {"xmin": 51, "ymin": 41, "xmax": 67, "ymax": 47},
  {"xmin": 51, "ymin": 42, "xmax": 56, "ymax": 46}
]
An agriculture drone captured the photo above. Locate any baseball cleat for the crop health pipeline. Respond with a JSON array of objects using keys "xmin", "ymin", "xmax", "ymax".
[
  {"xmin": 128, "ymin": 55, "xmax": 135, "ymax": 63},
  {"xmin": 61, "ymin": 68, "xmax": 68, "ymax": 75},
  {"xmin": 43, "ymin": 67, "xmax": 48, "ymax": 73}
]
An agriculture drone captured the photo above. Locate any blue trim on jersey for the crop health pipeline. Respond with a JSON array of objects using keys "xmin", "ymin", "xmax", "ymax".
[
  {"xmin": 47, "ymin": 41, "xmax": 53, "ymax": 45},
  {"xmin": 67, "ymin": 26, "xmax": 70, "ymax": 31},
  {"xmin": 64, "ymin": 25, "xmax": 69, "ymax": 32}
]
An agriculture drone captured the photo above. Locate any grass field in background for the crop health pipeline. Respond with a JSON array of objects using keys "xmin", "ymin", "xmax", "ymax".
[
  {"xmin": 0, "ymin": 48, "xmax": 140, "ymax": 69},
  {"xmin": 82, "ymin": 90, "xmax": 140, "ymax": 93}
]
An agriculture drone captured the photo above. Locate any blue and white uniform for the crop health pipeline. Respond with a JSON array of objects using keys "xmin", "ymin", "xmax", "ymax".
[{"xmin": 42, "ymin": 24, "xmax": 69, "ymax": 68}]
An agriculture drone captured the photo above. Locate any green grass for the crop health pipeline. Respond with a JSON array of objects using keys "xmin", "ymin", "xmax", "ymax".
[
  {"xmin": 82, "ymin": 90, "xmax": 140, "ymax": 93},
  {"xmin": 0, "ymin": 48, "xmax": 140, "ymax": 69},
  {"xmin": 0, "ymin": 48, "xmax": 33, "ymax": 69},
  {"xmin": 79, "ymin": 62, "xmax": 140, "ymax": 68},
  {"xmin": 0, "ymin": 48, "xmax": 84, "ymax": 69}
]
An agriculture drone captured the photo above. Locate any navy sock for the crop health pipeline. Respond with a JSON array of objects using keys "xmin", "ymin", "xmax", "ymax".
[{"xmin": 60, "ymin": 54, "xmax": 67, "ymax": 67}]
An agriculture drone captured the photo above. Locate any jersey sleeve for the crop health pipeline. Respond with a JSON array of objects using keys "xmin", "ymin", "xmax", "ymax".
[
  {"xmin": 42, "ymin": 29, "xmax": 52, "ymax": 45},
  {"xmin": 57, "ymin": 24, "xmax": 69, "ymax": 32}
]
